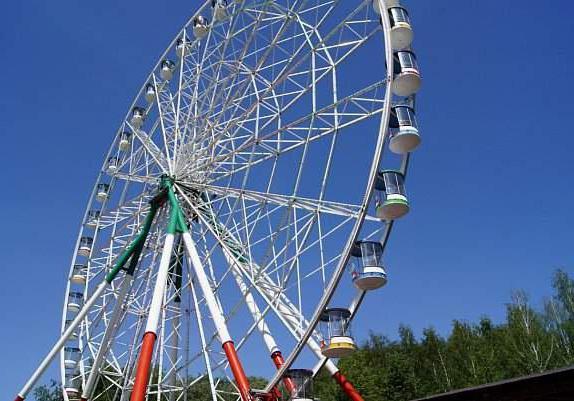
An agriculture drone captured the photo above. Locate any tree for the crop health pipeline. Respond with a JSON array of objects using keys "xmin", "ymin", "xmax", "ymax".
[
  {"xmin": 33, "ymin": 380, "xmax": 63, "ymax": 401},
  {"xmin": 504, "ymin": 290, "xmax": 557, "ymax": 374}
]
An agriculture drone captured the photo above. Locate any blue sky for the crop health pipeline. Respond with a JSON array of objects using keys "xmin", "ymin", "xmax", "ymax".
[{"xmin": 1, "ymin": 0, "xmax": 574, "ymax": 398}]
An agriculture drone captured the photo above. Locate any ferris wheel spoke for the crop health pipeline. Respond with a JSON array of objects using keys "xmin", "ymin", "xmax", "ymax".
[
  {"xmin": 182, "ymin": 188, "xmax": 316, "ymax": 345},
  {"xmin": 188, "ymin": 79, "xmax": 387, "ymax": 184},
  {"xmin": 175, "ymin": 2, "xmax": 280, "ymax": 164},
  {"xmin": 151, "ymin": 74, "xmax": 177, "ymax": 174},
  {"xmin": 192, "ymin": 203, "xmax": 332, "ymax": 360},
  {"xmin": 180, "ymin": 190, "xmax": 319, "ymax": 329},
  {"xmin": 191, "ymin": 4, "xmax": 255, "ymax": 135},
  {"xmin": 125, "ymin": 122, "xmax": 171, "ymax": 175},
  {"xmin": 204, "ymin": 0, "xmax": 338, "ymax": 125},
  {"xmin": 202, "ymin": 0, "xmax": 378, "ymax": 156},
  {"xmin": 82, "ymin": 211, "xmax": 170, "ymax": 400},
  {"xmin": 185, "ymin": 260, "xmax": 220, "ymax": 401},
  {"xmin": 177, "ymin": 6, "xmax": 310, "ymax": 163},
  {"xmin": 183, "ymin": 181, "xmax": 369, "ymax": 220},
  {"xmin": 178, "ymin": 183, "xmax": 359, "ymax": 303},
  {"xmin": 190, "ymin": 0, "xmax": 291, "ymax": 123},
  {"xmin": 218, "ymin": 237, "xmax": 342, "ymax": 379}
]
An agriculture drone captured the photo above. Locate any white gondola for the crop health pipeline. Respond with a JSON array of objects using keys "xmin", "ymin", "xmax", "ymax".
[
  {"xmin": 389, "ymin": 105, "xmax": 420, "ymax": 154},
  {"xmin": 284, "ymin": 369, "xmax": 314, "ymax": 401},
  {"xmin": 350, "ymin": 241, "xmax": 387, "ymax": 291},
  {"xmin": 176, "ymin": 37, "xmax": 191, "ymax": 58},
  {"xmin": 375, "ymin": 170, "xmax": 410, "ymax": 220},
  {"xmin": 392, "ymin": 50, "xmax": 421, "ymax": 97},
  {"xmin": 64, "ymin": 372, "xmax": 80, "ymax": 398},
  {"xmin": 77, "ymin": 236, "xmax": 93, "ymax": 257},
  {"xmin": 319, "ymin": 308, "xmax": 357, "ymax": 358},
  {"xmin": 119, "ymin": 131, "xmax": 132, "ymax": 151},
  {"xmin": 106, "ymin": 156, "xmax": 119, "ymax": 174},
  {"xmin": 130, "ymin": 106, "xmax": 146, "ymax": 128},
  {"xmin": 67, "ymin": 292, "xmax": 84, "ymax": 313},
  {"xmin": 144, "ymin": 83, "xmax": 156, "ymax": 103},
  {"xmin": 193, "ymin": 16, "xmax": 209, "ymax": 38},
  {"xmin": 212, "ymin": 0, "xmax": 228, "ymax": 22},
  {"xmin": 65, "ymin": 319, "xmax": 79, "ymax": 339},
  {"xmin": 160, "ymin": 59, "xmax": 176, "ymax": 81},
  {"xmin": 373, "ymin": 0, "xmax": 400, "ymax": 15},
  {"xmin": 85, "ymin": 210, "xmax": 100, "ymax": 229},
  {"xmin": 389, "ymin": 6, "xmax": 413, "ymax": 50},
  {"xmin": 64, "ymin": 347, "xmax": 80, "ymax": 369},
  {"xmin": 70, "ymin": 264, "xmax": 88, "ymax": 284},
  {"xmin": 96, "ymin": 183, "xmax": 110, "ymax": 202}
]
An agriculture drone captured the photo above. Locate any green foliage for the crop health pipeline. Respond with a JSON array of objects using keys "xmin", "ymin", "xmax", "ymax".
[
  {"xmin": 313, "ymin": 269, "xmax": 574, "ymax": 400},
  {"xmin": 33, "ymin": 380, "xmax": 63, "ymax": 401}
]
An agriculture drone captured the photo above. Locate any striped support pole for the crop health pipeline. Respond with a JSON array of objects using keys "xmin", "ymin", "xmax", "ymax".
[
  {"xmin": 182, "ymin": 231, "xmax": 253, "ymax": 401},
  {"xmin": 195, "ymin": 195, "xmax": 363, "ymax": 401},
  {"xmin": 129, "ymin": 231, "xmax": 177, "ymax": 401},
  {"xmin": 81, "ymin": 276, "xmax": 132, "ymax": 401},
  {"xmin": 226, "ymin": 252, "xmax": 295, "ymax": 394},
  {"xmin": 173, "ymin": 185, "xmax": 254, "ymax": 401},
  {"xmin": 13, "ymin": 198, "xmax": 162, "ymax": 401},
  {"xmin": 81, "ymin": 232, "xmax": 149, "ymax": 401},
  {"xmin": 332, "ymin": 371, "xmax": 364, "ymax": 401},
  {"xmin": 210, "ymin": 214, "xmax": 364, "ymax": 401},
  {"xmin": 168, "ymin": 238, "xmax": 183, "ymax": 401}
]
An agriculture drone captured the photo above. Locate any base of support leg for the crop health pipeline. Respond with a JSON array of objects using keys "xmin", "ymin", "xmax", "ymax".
[
  {"xmin": 130, "ymin": 332, "xmax": 157, "ymax": 401},
  {"xmin": 332, "ymin": 371, "xmax": 364, "ymax": 401},
  {"xmin": 271, "ymin": 351, "xmax": 296, "ymax": 394},
  {"xmin": 223, "ymin": 341, "xmax": 252, "ymax": 401}
]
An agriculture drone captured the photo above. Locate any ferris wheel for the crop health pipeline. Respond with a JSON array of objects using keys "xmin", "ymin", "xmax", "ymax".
[{"xmin": 13, "ymin": 1, "xmax": 422, "ymax": 401}]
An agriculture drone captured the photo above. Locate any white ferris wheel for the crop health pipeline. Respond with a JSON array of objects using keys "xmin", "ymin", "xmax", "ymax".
[{"xmin": 13, "ymin": 1, "xmax": 422, "ymax": 401}]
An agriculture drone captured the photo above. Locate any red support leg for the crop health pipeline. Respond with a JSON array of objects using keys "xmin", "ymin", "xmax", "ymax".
[
  {"xmin": 270, "ymin": 351, "xmax": 296, "ymax": 394},
  {"xmin": 222, "ymin": 341, "xmax": 252, "ymax": 401},
  {"xmin": 332, "ymin": 371, "xmax": 364, "ymax": 401},
  {"xmin": 130, "ymin": 332, "xmax": 157, "ymax": 401},
  {"xmin": 14, "ymin": 396, "xmax": 24, "ymax": 401}
]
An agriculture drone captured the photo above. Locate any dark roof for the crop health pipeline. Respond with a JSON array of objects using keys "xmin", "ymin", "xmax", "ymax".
[{"xmin": 412, "ymin": 366, "xmax": 574, "ymax": 401}]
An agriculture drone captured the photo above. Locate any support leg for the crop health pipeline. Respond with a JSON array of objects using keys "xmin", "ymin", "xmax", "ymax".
[
  {"xmin": 130, "ymin": 233, "xmax": 176, "ymax": 401},
  {"xmin": 81, "ymin": 276, "xmax": 133, "ymax": 401},
  {"xmin": 182, "ymin": 231, "xmax": 253, "ymax": 401}
]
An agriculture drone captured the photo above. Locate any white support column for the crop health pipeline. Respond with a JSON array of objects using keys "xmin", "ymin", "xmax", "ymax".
[
  {"xmin": 168, "ymin": 305, "xmax": 180, "ymax": 401},
  {"xmin": 175, "ymin": 186, "xmax": 341, "ymax": 381},
  {"xmin": 249, "ymin": 271, "xmax": 340, "ymax": 375},
  {"xmin": 181, "ymin": 231, "xmax": 232, "ymax": 344},
  {"xmin": 82, "ymin": 276, "xmax": 133, "ymax": 401},
  {"xmin": 131, "ymin": 231, "xmax": 176, "ymax": 401},
  {"xmin": 223, "ymin": 249, "xmax": 279, "ymax": 355},
  {"xmin": 188, "ymin": 271, "xmax": 218, "ymax": 401},
  {"xmin": 146, "ymin": 233, "xmax": 175, "ymax": 335},
  {"xmin": 221, "ymin": 244, "xmax": 341, "ymax": 375},
  {"xmin": 16, "ymin": 281, "xmax": 108, "ymax": 399}
]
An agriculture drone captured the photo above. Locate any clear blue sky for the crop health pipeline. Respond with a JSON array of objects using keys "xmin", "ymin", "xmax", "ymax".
[{"xmin": 1, "ymin": 0, "xmax": 573, "ymax": 398}]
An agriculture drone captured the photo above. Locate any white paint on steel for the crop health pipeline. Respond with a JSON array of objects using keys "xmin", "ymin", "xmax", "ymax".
[
  {"xmin": 19, "ymin": 281, "xmax": 108, "ymax": 398},
  {"xmin": 223, "ymin": 249, "xmax": 280, "ymax": 355},
  {"xmin": 182, "ymin": 231, "xmax": 232, "ymax": 344},
  {"xmin": 168, "ymin": 304, "xmax": 180, "ymax": 401},
  {"xmin": 82, "ymin": 276, "xmax": 133, "ymax": 400},
  {"xmin": 145, "ymin": 232, "xmax": 175, "ymax": 334}
]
